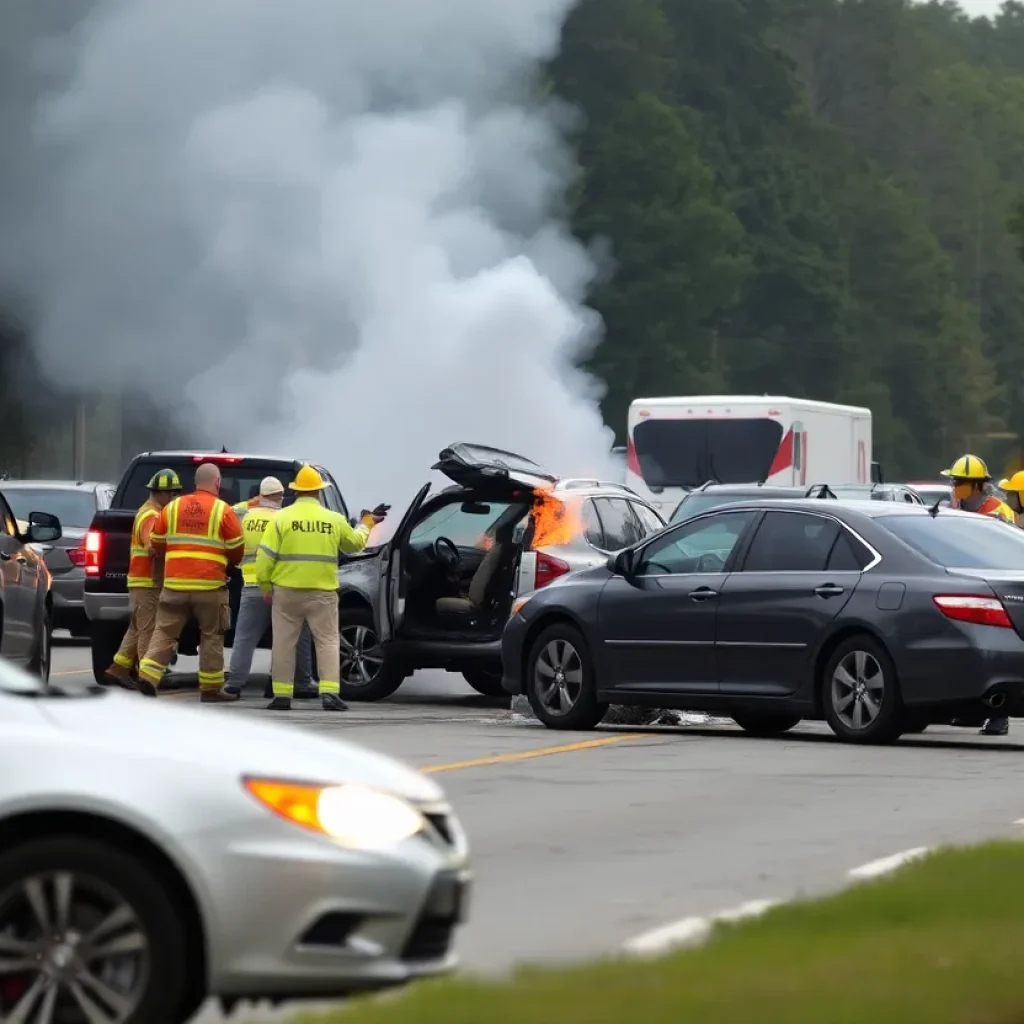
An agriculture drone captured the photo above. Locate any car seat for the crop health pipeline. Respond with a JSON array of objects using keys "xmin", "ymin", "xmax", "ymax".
[{"xmin": 436, "ymin": 543, "xmax": 507, "ymax": 620}]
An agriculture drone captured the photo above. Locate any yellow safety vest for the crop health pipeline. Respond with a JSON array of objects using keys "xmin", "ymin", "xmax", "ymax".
[
  {"xmin": 255, "ymin": 496, "xmax": 370, "ymax": 591},
  {"xmin": 238, "ymin": 505, "xmax": 277, "ymax": 586}
]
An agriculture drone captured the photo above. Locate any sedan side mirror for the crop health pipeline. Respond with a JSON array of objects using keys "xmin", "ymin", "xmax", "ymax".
[
  {"xmin": 25, "ymin": 511, "xmax": 62, "ymax": 544},
  {"xmin": 607, "ymin": 549, "xmax": 634, "ymax": 576}
]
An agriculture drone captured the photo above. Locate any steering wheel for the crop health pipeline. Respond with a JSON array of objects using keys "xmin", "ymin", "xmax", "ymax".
[
  {"xmin": 696, "ymin": 552, "xmax": 726, "ymax": 573},
  {"xmin": 434, "ymin": 537, "xmax": 461, "ymax": 577}
]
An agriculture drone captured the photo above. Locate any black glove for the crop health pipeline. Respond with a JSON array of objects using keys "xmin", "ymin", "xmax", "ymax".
[{"xmin": 360, "ymin": 503, "xmax": 390, "ymax": 525}]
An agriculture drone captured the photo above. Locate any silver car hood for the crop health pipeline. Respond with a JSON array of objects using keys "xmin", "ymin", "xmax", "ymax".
[{"xmin": 37, "ymin": 692, "xmax": 444, "ymax": 804}]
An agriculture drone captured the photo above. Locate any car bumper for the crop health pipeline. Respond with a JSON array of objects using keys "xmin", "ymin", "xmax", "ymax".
[
  {"xmin": 51, "ymin": 572, "xmax": 85, "ymax": 616},
  {"xmin": 186, "ymin": 807, "xmax": 471, "ymax": 999},
  {"xmin": 500, "ymin": 611, "xmax": 530, "ymax": 696},
  {"xmin": 84, "ymin": 591, "xmax": 129, "ymax": 622}
]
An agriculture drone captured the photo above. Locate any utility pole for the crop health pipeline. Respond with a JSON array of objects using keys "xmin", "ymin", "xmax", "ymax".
[{"xmin": 72, "ymin": 398, "xmax": 87, "ymax": 480}]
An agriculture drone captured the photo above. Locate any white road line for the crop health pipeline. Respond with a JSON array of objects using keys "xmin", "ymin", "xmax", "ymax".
[
  {"xmin": 623, "ymin": 898, "xmax": 781, "ymax": 956},
  {"xmin": 847, "ymin": 847, "xmax": 930, "ymax": 880}
]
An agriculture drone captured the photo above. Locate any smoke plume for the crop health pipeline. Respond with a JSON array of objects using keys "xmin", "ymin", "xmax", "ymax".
[{"xmin": 2, "ymin": 0, "xmax": 615, "ymax": 508}]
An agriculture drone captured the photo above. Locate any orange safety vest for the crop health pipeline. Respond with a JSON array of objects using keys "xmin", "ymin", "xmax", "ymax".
[
  {"xmin": 975, "ymin": 495, "xmax": 1015, "ymax": 523},
  {"xmin": 150, "ymin": 491, "xmax": 245, "ymax": 591},
  {"xmin": 127, "ymin": 498, "xmax": 162, "ymax": 588}
]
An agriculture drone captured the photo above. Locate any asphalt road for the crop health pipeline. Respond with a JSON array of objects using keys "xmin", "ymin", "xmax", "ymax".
[{"xmin": 49, "ymin": 635, "xmax": 1024, "ymax": 1023}]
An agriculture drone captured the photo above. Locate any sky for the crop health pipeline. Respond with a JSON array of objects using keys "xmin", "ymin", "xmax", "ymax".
[{"xmin": 955, "ymin": 0, "xmax": 1005, "ymax": 14}]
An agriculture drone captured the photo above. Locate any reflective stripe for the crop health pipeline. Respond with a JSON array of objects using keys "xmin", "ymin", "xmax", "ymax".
[
  {"xmin": 113, "ymin": 652, "xmax": 133, "ymax": 669},
  {"xmin": 272, "ymin": 553, "xmax": 337, "ymax": 563},
  {"xmin": 319, "ymin": 679, "xmax": 340, "ymax": 694},
  {"xmin": 272, "ymin": 680, "xmax": 294, "ymax": 697},
  {"xmin": 162, "ymin": 577, "xmax": 227, "ymax": 592},
  {"xmin": 198, "ymin": 669, "xmax": 225, "ymax": 689},
  {"xmin": 128, "ymin": 503, "xmax": 161, "ymax": 587},
  {"xmin": 138, "ymin": 657, "xmax": 167, "ymax": 684}
]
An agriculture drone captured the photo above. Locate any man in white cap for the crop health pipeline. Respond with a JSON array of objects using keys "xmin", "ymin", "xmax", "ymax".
[{"xmin": 220, "ymin": 476, "xmax": 314, "ymax": 699}]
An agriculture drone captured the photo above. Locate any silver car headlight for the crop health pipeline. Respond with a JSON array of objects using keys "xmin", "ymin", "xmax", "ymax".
[{"xmin": 244, "ymin": 777, "xmax": 425, "ymax": 850}]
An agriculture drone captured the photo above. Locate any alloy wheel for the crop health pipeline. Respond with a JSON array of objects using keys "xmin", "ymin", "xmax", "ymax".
[
  {"xmin": 831, "ymin": 650, "xmax": 885, "ymax": 730},
  {"xmin": 339, "ymin": 625, "xmax": 384, "ymax": 687},
  {"xmin": 0, "ymin": 870, "xmax": 150, "ymax": 1023},
  {"xmin": 533, "ymin": 638, "xmax": 584, "ymax": 716}
]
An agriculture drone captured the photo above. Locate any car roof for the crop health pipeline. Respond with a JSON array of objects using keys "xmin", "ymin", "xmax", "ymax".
[
  {"xmin": 711, "ymin": 498, "xmax": 974, "ymax": 519},
  {"xmin": 552, "ymin": 478, "xmax": 653, "ymax": 500},
  {"xmin": 687, "ymin": 483, "xmax": 807, "ymax": 496},
  {"xmin": 135, "ymin": 450, "xmax": 309, "ymax": 463},
  {"xmin": 1, "ymin": 479, "xmax": 110, "ymax": 489}
]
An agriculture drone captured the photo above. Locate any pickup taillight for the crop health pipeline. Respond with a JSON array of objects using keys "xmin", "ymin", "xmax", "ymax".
[{"xmin": 84, "ymin": 530, "xmax": 104, "ymax": 577}]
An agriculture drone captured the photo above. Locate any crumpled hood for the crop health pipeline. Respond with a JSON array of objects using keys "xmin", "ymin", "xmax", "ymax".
[{"xmin": 38, "ymin": 691, "xmax": 444, "ymax": 804}]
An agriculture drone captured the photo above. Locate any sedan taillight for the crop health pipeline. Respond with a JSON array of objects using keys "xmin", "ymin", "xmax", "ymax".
[
  {"xmin": 933, "ymin": 594, "xmax": 1012, "ymax": 629},
  {"xmin": 67, "ymin": 544, "xmax": 87, "ymax": 568}
]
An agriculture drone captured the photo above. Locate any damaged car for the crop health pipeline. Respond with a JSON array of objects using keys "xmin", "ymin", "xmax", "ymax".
[{"xmin": 335, "ymin": 443, "xmax": 666, "ymax": 701}]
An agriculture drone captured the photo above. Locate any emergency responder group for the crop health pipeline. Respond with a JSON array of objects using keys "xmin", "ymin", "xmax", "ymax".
[
  {"xmin": 941, "ymin": 452, "xmax": 1018, "ymax": 736},
  {"xmin": 104, "ymin": 462, "xmax": 386, "ymax": 712}
]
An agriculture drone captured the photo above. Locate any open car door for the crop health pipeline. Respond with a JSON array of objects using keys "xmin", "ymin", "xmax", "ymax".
[
  {"xmin": 377, "ymin": 483, "xmax": 431, "ymax": 643},
  {"xmin": 432, "ymin": 443, "xmax": 557, "ymax": 495}
]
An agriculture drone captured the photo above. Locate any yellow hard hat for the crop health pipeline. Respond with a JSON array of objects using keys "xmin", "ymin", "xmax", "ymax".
[
  {"xmin": 940, "ymin": 454, "xmax": 990, "ymax": 481},
  {"xmin": 999, "ymin": 470, "xmax": 1024, "ymax": 492},
  {"xmin": 289, "ymin": 464, "xmax": 325, "ymax": 492}
]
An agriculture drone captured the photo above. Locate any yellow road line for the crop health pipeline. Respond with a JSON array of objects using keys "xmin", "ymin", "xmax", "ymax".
[
  {"xmin": 421, "ymin": 733, "xmax": 645, "ymax": 774},
  {"xmin": 51, "ymin": 669, "xmax": 90, "ymax": 677}
]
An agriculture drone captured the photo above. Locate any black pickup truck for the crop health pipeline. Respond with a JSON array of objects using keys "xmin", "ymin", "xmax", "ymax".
[{"xmin": 83, "ymin": 450, "xmax": 352, "ymax": 685}]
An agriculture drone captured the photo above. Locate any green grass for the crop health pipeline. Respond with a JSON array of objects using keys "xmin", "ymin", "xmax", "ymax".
[{"xmin": 278, "ymin": 840, "xmax": 1024, "ymax": 1024}]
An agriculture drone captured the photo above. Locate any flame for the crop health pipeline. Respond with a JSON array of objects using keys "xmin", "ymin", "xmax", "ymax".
[
  {"xmin": 475, "ymin": 532, "xmax": 495, "ymax": 551},
  {"xmin": 530, "ymin": 492, "xmax": 584, "ymax": 549}
]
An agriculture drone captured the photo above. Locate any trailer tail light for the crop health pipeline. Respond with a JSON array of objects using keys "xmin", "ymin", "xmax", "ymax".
[
  {"xmin": 626, "ymin": 438, "xmax": 643, "ymax": 477},
  {"xmin": 84, "ymin": 530, "xmax": 104, "ymax": 577},
  {"xmin": 535, "ymin": 551, "xmax": 570, "ymax": 590},
  {"xmin": 67, "ymin": 543, "xmax": 87, "ymax": 568},
  {"xmin": 192, "ymin": 455, "xmax": 244, "ymax": 464},
  {"xmin": 933, "ymin": 594, "xmax": 1012, "ymax": 628}
]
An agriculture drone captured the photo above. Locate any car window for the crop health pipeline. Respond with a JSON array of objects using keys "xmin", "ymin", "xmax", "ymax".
[
  {"xmin": 0, "ymin": 494, "xmax": 16, "ymax": 536},
  {"xmin": 634, "ymin": 511, "xmax": 757, "ymax": 577},
  {"xmin": 582, "ymin": 499, "xmax": 604, "ymax": 549},
  {"xmin": 630, "ymin": 501, "xmax": 664, "ymax": 536},
  {"xmin": 118, "ymin": 461, "xmax": 301, "ymax": 511},
  {"xmin": 826, "ymin": 529, "xmax": 873, "ymax": 571},
  {"xmin": 410, "ymin": 500, "xmax": 515, "ymax": 549},
  {"xmin": 880, "ymin": 514, "xmax": 1024, "ymax": 568},
  {"xmin": 742, "ymin": 511, "xmax": 841, "ymax": 572},
  {"xmin": 592, "ymin": 497, "xmax": 639, "ymax": 550},
  {"xmin": 3, "ymin": 488, "xmax": 97, "ymax": 530}
]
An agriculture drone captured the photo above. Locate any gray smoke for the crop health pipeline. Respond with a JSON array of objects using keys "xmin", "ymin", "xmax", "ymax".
[{"xmin": 1, "ymin": 0, "xmax": 616, "ymax": 507}]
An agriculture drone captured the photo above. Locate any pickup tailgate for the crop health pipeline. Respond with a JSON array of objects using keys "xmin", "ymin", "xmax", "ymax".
[{"xmin": 84, "ymin": 509, "xmax": 135, "ymax": 593}]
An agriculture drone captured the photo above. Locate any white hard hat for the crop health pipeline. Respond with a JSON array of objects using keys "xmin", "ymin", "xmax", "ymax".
[{"xmin": 260, "ymin": 476, "xmax": 285, "ymax": 496}]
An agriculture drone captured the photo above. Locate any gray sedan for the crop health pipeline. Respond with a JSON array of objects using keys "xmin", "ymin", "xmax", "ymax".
[
  {"xmin": 4, "ymin": 480, "xmax": 114, "ymax": 636},
  {"xmin": 0, "ymin": 660, "xmax": 470, "ymax": 1023}
]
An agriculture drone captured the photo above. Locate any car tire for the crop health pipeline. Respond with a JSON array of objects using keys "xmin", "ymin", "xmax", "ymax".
[
  {"xmin": 0, "ymin": 835, "xmax": 189, "ymax": 1024},
  {"xmin": 90, "ymin": 622, "xmax": 125, "ymax": 686},
  {"xmin": 462, "ymin": 666, "xmax": 506, "ymax": 697},
  {"xmin": 821, "ymin": 634, "xmax": 903, "ymax": 744},
  {"xmin": 730, "ymin": 712, "xmax": 801, "ymax": 737},
  {"xmin": 525, "ymin": 623, "xmax": 607, "ymax": 730},
  {"xmin": 337, "ymin": 605, "xmax": 407, "ymax": 702},
  {"xmin": 29, "ymin": 602, "xmax": 53, "ymax": 684}
]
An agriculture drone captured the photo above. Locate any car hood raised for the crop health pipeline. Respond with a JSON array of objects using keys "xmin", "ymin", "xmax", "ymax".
[{"xmin": 37, "ymin": 692, "xmax": 444, "ymax": 804}]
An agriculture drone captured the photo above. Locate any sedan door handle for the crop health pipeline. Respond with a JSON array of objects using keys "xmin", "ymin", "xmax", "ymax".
[
  {"xmin": 814, "ymin": 584, "xmax": 845, "ymax": 598},
  {"xmin": 688, "ymin": 588, "xmax": 718, "ymax": 602}
]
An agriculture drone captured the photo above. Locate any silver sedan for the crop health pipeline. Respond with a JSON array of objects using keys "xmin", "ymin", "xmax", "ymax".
[{"xmin": 0, "ymin": 661, "xmax": 470, "ymax": 1024}]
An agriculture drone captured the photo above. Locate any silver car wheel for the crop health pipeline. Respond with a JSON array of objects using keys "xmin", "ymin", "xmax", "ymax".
[
  {"xmin": 339, "ymin": 625, "xmax": 384, "ymax": 687},
  {"xmin": 831, "ymin": 650, "xmax": 884, "ymax": 730},
  {"xmin": 0, "ymin": 870, "xmax": 150, "ymax": 1024},
  {"xmin": 534, "ymin": 639, "xmax": 584, "ymax": 716}
]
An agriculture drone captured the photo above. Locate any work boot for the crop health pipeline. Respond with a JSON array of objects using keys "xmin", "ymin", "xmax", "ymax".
[
  {"xmin": 136, "ymin": 678, "xmax": 158, "ymax": 698},
  {"xmin": 321, "ymin": 693, "xmax": 348, "ymax": 712},
  {"xmin": 104, "ymin": 665, "xmax": 137, "ymax": 691},
  {"xmin": 981, "ymin": 717, "xmax": 1009, "ymax": 736},
  {"xmin": 266, "ymin": 697, "xmax": 292, "ymax": 711},
  {"xmin": 200, "ymin": 688, "xmax": 240, "ymax": 704}
]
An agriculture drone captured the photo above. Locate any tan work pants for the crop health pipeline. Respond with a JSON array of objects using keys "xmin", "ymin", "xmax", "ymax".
[
  {"xmin": 270, "ymin": 588, "xmax": 340, "ymax": 699},
  {"xmin": 108, "ymin": 588, "xmax": 160, "ymax": 677},
  {"xmin": 139, "ymin": 588, "xmax": 230, "ymax": 691}
]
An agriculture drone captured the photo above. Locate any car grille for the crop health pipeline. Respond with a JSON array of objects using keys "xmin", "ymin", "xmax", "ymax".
[{"xmin": 401, "ymin": 872, "xmax": 466, "ymax": 963}]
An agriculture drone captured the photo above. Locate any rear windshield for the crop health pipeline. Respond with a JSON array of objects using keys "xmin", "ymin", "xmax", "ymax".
[
  {"xmin": 119, "ymin": 460, "xmax": 302, "ymax": 511},
  {"xmin": 671, "ymin": 492, "xmax": 763, "ymax": 522},
  {"xmin": 4, "ymin": 488, "xmax": 96, "ymax": 529},
  {"xmin": 633, "ymin": 418, "xmax": 784, "ymax": 489},
  {"xmin": 881, "ymin": 514, "xmax": 1024, "ymax": 569}
]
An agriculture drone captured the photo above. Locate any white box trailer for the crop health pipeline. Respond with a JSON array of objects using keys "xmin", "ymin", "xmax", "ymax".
[{"xmin": 624, "ymin": 395, "xmax": 873, "ymax": 517}]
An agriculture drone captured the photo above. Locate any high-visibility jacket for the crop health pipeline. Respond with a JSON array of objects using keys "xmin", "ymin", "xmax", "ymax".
[
  {"xmin": 971, "ymin": 494, "xmax": 1016, "ymax": 524},
  {"xmin": 238, "ymin": 502, "xmax": 278, "ymax": 586},
  {"xmin": 255, "ymin": 496, "xmax": 370, "ymax": 592},
  {"xmin": 151, "ymin": 490, "xmax": 245, "ymax": 591},
  {"xmin": 233, "ymin": 497, "xmax": 260, "ymax": 515},
  {"xmin": 127, "ymin": 498, "xmax": 162, "ymax": 588}
]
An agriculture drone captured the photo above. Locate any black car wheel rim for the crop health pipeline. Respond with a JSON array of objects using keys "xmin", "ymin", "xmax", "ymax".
[
  {"xmin": 534, "ymin": 639, "xmax": 584, "ymax": 715},
  {"xmin": 831, "ymin": 650, "xmax": 884, "ymax": 730},
  {"xmin": 339, "ymin": 625, "xmax": 384, "ymax": 687},
  {"xmin": 0, "ymin": 870, "xmax": 150, "ymax": 1024}
]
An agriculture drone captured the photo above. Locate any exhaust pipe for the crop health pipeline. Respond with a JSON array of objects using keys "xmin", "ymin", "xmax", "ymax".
[{"xmin": 985, "ymin": 691, "xmax": 1007, "ymax": 709}]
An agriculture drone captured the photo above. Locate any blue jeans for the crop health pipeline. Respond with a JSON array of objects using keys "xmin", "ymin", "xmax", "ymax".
[{"xmin": 226, "ymin": 587, "xmax": 313, "ymax": 693}]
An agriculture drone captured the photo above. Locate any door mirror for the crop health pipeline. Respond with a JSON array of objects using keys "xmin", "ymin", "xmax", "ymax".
[
  {"xmin": 25, "ymin": 511, "xmax": 62, "ymax": 544},
  {"xmin": 607, "ymin": 549, "xmax": 634, "ymax": 576}
]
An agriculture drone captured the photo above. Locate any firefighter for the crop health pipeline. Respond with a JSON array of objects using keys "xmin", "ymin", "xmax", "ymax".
[
  {"xmin": 942, "ymin": 454, "xmax": 1013, "ymax": 736},
  {"xmin": 222, "ymin": 476, "xmax": 316, "ymax": 698},
  {"xmin": 255, "ymin": 464, "xmax": 388, "ymax": 711},
  {"xmin": 103, "ymin": 468, "xmax": 182, "ymax": 688},
  {"xmin": 998, "ymin": 470, "xmax": 1024, "ymax": 526},
  {"xmin": 137, "ymin": 462, "xmax": 245, "ymax": 700}
]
